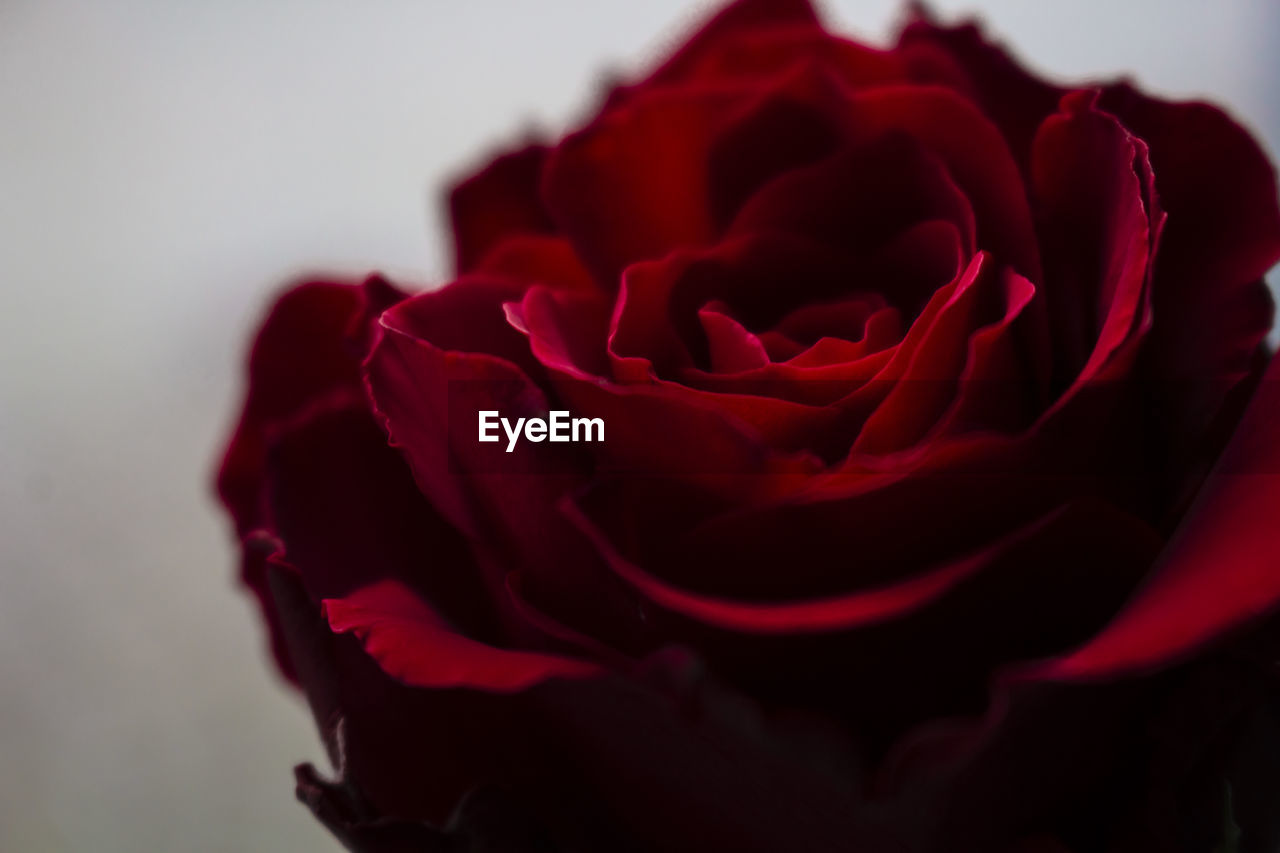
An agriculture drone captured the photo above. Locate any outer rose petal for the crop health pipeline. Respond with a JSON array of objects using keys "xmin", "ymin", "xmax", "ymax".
[
  {"xmin": 218, "ymin": 276, "xmax": 401, "ymax": 534},
  {"xmin": 218, "ymin": 276, "xmax": 405, "ymax": 679},
  {"xmin": 882, "ymin": 622, "xmax": 1280, "ymax": 850},
  {"xmin": 276, "ymin": 555, "xmax": 903, "ymax": 853},
  {"xmin": 630, "ymin": 0, "xmax": 819, "ymax": 92},
  {"xmin": 570, "ymin": 477, "xmax": 1160, "ymax": 737},
  {"xmin": 1098, "ymin": 85, "xmax": 1280, "ymax": 474},
  {"xmin": 323, "ymin": 580, "xmax": 600, "ymax": 692},
  {"xmin": 365, "ymin": 284, "xmax": 650, "ymax": 655},
  {"xmin": 308, "ymin": 612, "xmax": 910, "ymax": 851},
  {"xmin": 895, "ymin": 15, "xmax": 1062, "ymax": 172},
  {"xmin": 664, "ymin": 25, "xmax": 908, "ymax": 94},
  {"xmin": 1027, "ymin": 353, "xmax": 1280, "ymax": 681},
  {"xmin": 266, "ymin": 562, "xmax": 541, "ymax": 825},
  {"xmin": 263, "ymin": 400, "xmax": 499, "ymax": 642},
  {"xmin": 362, "ymin": 276, "xmax": 564, "ymax": 540},
  {"xmin": 469, "ymin": 234, "xmax": 595, "ymax": 293},
  {"xmin": 563, "ymin": 495, "xmax": 1088, "ymax": 635},
  {"xmin": 447, "ymin": 144, "xmax": 557, "ymax": 275}
]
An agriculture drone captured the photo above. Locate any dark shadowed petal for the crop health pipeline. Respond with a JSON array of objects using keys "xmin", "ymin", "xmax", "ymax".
[
  {"xmin": 567, "ymin": 493, "xmax": 1153, "ymax": 635},
  {"xmin": 895, "ymin": 14, "xmax": 1064, "ymax": 172},
  {"xmin": 514, "ymin": 664, "xmax": 906, "ymax": 853},
  {"xmin": 263, "ymin": 399, "xmax": 500, "ymax": 642},
  {"xmin": 544, "ymin": 60, "xmax": 865, "ymax": 286},
  {"xmin": 293, "ymin": 765, "xmax": 456, "ymax": 853},
  {"xmin": 933, "ymin": 268, "xmax": 1042, "ymax": 438},
  {"xmin": 275, "ymin": 559, "xmax": 910, "ymax": 852},
  {"xmin": 218, "ymin": 276, "xmax": 407, "ymax": 678},
  {"xmin": 1097, "ymin": 84, "xmax": 1280, "ymax": 475},
  {"xmin": 218, "ymin": 277, "xmax": 402, "ymax": 534},
  {"xmin": 1031, "ymin": 90, "xmax": 1159, "ymax": 393},
  {"xmin": 881, "ymin": 607, "xmax": 1280, "ymax": 850},
  {"xmin": 849, "ymin": 85, "xmax": 1041, "ymax": 281},
  {"xmin": 1027, "ymin": 354, "xmax": 1280, "ymax": 682},
  {"xmin": 730, "ymin": 132, "xmax": 978, "ymax": 276},
  {"xmin": 669, "ymin": 416, "xmax": 1154, "ymax": 602},
  {"xmin": 567, "ymin": 489, "xmax": 1160, "ymax": 752},
  {"xmin": 266, "ymin": 562, "xmax": 537, "ymax": 825},
  {"xmin": 704, "ymin": 89, "xmax": 843, "ymax": 230}
]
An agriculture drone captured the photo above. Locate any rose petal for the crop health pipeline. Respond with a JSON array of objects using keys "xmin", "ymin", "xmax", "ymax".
[
  {"xmin": 469, "ymin": 234, "xmax": 594, "ymax": 293},
  {"xmin": 770, "ymin": 293, "xmax": 886, "ymax": 350},
  {"xmin": 218, "ymin": 276, "xmax": 406, "ymax": 679},
  {"xmin": 266, "ymin": 563, "xmax": 535, "ymax": 824},
  {"xmin": 671, "ymin": 25, "xmax": 907, "ymax": 93},
  {"xmin": 447, "ymin": 144, "xmax": 557, "ymax": 274},
  {"xmin": 1026, "ymin": 354, "xmax": 1280, "ymax": 681},
  {"xmin": 806, "ymin": 84, "xmax": 1040, "ymax": 281},
  {"xmin": 364, "ymin": 282, "xmax": 585, "ymax": 540},
  {"xmin": 545, "ymin": 59, "xmax": 877, "ymax": 286},
  {"xmin": 543, "ymin": 86, "xmax": 737, "ymax": 285},
  {"xmin": 674, "ymin": 419, "xmax": 1151, "ymax": 603},
  {"xmin": 1031, "ymin": 90, "xmax": 1159, "ymax": 392},
  {"xmin": 853, "ymin": 252, "xmax": 1014, "ymax": 454},
  {"xmin": 697, "ymin": 303, "xmax": 771, "ymax": 372},
  {"xmin": 1098, "ymin": 83, "xmax": 1280, "ymax": 474},
  {"xmin": 895, "ymin": 15, "xmax": 1063, "ymax": 172},
  {"xmin": 218, "ymin": 277, "xmax": 398, "ymax": 534},
  {"xmin": 621, "ymin": 0, "xmax": 821, "ymax": 96},
  {"xmin": 520, "ymin": 262, "xmax": 857, "ymax": 463},
  {"xmin": 263, "ymin": 400, "xmax": 499, "ymax": 641},
  {"xmin": 323, "ymin": 580, "xmax": 600, "ymax": 692},
  {"xmin": 705, "ymin": 89, "xmax": 842, "ymax": 229},
  {"xmin": 367, "ymin": 285, "xmax": 649, "ymax": 653},
  {"xmin": 934, "ymin": 268, "xmax": 1041, "ymax": 437},
  {"xmin": 568, "ymin": 493, "xmax": 1153, "ymax": 636},
  {"xmin": 730, "ymin": 131, "xmax": 978, "ymax": 276},
  {"xmin": 529, "ymin": 292, "xmax": 824, "ymax": 481}
]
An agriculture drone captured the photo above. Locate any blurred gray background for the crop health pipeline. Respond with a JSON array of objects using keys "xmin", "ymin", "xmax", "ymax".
[{"xmin": 2, "ymin": 1, "xmax": 1277, "ymax": 850}]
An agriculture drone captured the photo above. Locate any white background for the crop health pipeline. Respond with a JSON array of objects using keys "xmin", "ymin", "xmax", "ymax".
[{"xmin": 2, "ymin": 1, "xmax": 1278, "ymax": 850}]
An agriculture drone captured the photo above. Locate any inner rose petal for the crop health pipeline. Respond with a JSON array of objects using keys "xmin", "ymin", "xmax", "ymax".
[
  {"xmin": 730, "ymin": 132, "xmax": 979, "ymax": 287},
  {"xmin": 697, "ymin": 303, "xmax": 772, "ymax": 372}
]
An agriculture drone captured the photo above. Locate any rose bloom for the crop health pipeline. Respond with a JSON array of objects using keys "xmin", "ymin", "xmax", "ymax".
[{"xmin": 216, "ymin": 1, "xmax": 1280, "ymax": 850}]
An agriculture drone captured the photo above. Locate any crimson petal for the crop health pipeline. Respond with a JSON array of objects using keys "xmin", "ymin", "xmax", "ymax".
[
  {"xmin": 324, "ymin": 580, "xmax": 599, "ymax": 692},
  {"xmin": 447, "ymin": 144, "xmax": 557, "ymax": 275}
]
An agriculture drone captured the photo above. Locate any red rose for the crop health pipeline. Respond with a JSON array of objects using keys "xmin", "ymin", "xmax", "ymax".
[{"xmin": 216, "ymin": 1, "xmax": 1280, "ymax": 850}]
